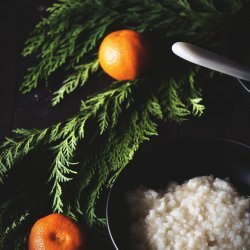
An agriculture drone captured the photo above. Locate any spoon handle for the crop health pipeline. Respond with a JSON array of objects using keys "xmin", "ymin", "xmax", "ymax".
[{"xmin": 172, "ymin": 42, "xmax": 250, "ymax": 82}]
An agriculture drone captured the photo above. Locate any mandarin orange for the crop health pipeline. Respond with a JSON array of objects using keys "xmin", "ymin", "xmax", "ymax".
[
  {"xmin": 98, "ymin": 29, "xmax": 151, "ymax": 81},
  {"xmin": 28, "ymin": 213, "xmax": 86, "ymax": 250}
]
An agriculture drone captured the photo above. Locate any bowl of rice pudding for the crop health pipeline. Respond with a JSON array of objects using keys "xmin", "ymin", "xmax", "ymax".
[{"xmin": 106, "ymin": 137, "xmax": 250, "ymax": 250}]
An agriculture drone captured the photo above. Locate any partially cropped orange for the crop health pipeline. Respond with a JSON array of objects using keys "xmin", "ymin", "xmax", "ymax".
[
  {"xmin": 98, "ymin": 29, "xmax": 151, "ymax": 80},
  {"xmin": 28, "ymin": 213, "xmax": 86, "ymax": 250}
]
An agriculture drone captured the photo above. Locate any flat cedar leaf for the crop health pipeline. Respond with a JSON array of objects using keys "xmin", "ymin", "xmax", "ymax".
[{"xmin": 0, "ymin": 0, "xmax": 246, "ymax": 248}]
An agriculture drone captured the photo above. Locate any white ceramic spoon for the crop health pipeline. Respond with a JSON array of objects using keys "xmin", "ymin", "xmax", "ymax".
[{"xmin": 172, "ymin": 42, "xmax": 250, "ymax": 82}]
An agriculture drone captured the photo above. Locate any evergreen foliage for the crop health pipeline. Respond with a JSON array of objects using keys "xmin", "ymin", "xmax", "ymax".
[{"xmin": 0, "ymin": 0, "xmax": 247, "ymax": 248}]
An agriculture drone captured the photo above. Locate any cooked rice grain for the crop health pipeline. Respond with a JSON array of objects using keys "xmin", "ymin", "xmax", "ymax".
[{"xmin": 127, "ymin": 176, "xmax": 250, "ymax": 250}]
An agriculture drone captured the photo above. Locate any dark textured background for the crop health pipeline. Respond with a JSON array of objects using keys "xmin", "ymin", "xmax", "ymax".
[
  {"xmin": 1, "ymin": 1, "xmax": 250, "ymax": 142},
  {"xmin": 1, "ymin": 1, "xmax": 250, "ymax": 249}
]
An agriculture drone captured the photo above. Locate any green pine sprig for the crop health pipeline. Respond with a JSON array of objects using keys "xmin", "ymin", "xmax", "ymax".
[
  {"xmin": 0, "ymin": 72, "xmax": 202, "ymax": 225},
  {"xmin": 0, "ymin": 0, "xmax": 247, "ymax": 248},
  {"xmin": 21, "ymin": 0, "xmax": 243, "ymax": 101}
]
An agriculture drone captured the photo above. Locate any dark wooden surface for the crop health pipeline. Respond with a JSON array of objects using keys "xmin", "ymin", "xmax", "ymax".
[
  {"xmin": 1, "ymin": 2, "xmax": 250, "ymax": 143},
  {"xmin": 1, "ymin": 1, "xmax": 250, "ymax": 249}
]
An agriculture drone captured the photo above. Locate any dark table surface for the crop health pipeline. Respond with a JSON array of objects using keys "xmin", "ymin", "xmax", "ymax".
[{"xmin": 1, "ymin": 1, "xmax": 250, "ymax": 249}]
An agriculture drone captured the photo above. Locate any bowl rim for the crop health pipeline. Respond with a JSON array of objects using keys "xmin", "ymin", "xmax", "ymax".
[
  {"xmin": 237, "ymin": 78, "xmax": 250, "ymax": 94},
  {"xmin": 105, "ymin": 135, "xmax": 250, "ymax": 249}
]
